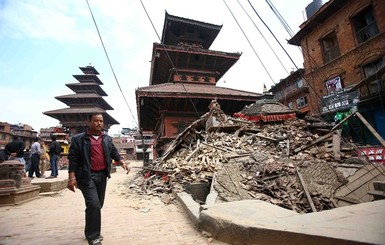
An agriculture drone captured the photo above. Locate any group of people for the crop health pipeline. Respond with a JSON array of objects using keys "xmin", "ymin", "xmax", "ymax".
[
  {"xmin": 2, "ymin": 135, "xmax": 62, "ymax": 179},
  {"xmin": 1, "ymin": 113, "xmax": 130, "ymax": 245}
]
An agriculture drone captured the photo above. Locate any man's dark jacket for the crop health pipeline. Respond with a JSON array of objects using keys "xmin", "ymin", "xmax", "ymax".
[
  {"xmin": 5, "ymin": 139, "xmax": 25, "ymax": 158},
  {"xmin": 68, "ymin": 132, "xmax": 121, "ymax": 186}
]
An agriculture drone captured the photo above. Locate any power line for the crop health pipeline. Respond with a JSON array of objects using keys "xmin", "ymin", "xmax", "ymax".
[
  {"xmin": 222, "ymin": 0, "xmax": 276, "ymax": 85},
  {"xmin": 247, "ymin": 0, "xmax": 298, "ymax": 70},
  {"xmin": 85, "ymin": 0, "xmax": 138, "ymax": 128},
  {"xmin": 236, "ymin": 0, "xmax": 289, "ymax": 75},
  {"xmin": 265, "ymin": 0, "xmax": 295, "ymax": 37}
]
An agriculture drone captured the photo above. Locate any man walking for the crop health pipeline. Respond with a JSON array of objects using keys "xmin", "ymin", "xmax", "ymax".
[
  {"xmin": 67, "ymin": 113, "xmax": 130, "ymax": 245},
  {"xmin": 47, "ymin": 135, "xmax": 61, "ymax": 178}
]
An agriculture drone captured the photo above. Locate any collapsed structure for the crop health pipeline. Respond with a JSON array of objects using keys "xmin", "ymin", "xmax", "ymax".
[{"xmin": 125, "ymin": 100, "xmax": 385, "ymax": 214}]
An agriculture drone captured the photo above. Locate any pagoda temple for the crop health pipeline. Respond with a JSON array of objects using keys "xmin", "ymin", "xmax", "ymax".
[
  {"xmin": 44, "ymin": 66, "xmax": 119, "ymax": 136},
  {"xmin": 136, "ymin": 12, "xmax": 270, "ymax": 155}
]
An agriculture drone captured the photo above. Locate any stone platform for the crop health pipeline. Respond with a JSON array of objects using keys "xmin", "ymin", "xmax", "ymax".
[{"xmin": 0, "ymin": 160, "xmax": 40, "ymax": 206}]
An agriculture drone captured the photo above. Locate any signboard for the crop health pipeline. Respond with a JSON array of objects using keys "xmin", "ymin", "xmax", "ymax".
[
  {"xmin": 357, "ymin": 147, "xmax": 385, "ymax": 164},
  {"xmin": 326, "ymin": 76, "xmax": 343, "ymax": 93},
  {"xmin": 321, "ymin": 89, "xmax": 359, "ymax": 113}
]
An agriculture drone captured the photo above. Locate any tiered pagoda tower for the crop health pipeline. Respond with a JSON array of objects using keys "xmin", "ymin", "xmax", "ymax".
[
  {"xmin": 44, "ymin": 66, "xmax": 119, "ymax": 136},
  {"xmin": 136, "ymin": 12, "xmax": 269, "ymax": 155}
]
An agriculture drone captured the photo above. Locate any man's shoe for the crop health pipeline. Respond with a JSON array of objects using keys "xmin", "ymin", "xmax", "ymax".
[
  {"xmin": 88, "ymin": 238, "xmax": 102, "ymax": 245},
  {"xmin": 45, "ymin": 176, "xmax": 55, "ymax": 179},
  {"xmin": 84, "ymin": 235, "xmax": 103, "ymax": 241}
]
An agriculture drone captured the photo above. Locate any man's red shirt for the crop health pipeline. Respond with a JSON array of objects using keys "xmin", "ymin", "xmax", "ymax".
[{"xmin": 87, "ymin": 130, "xmax": 107, "ymax": 171}]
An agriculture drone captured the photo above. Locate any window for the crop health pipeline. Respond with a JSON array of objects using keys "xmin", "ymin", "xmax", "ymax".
[
  {"xmin": 295, "ymin": 78, "xmax": 303, "ymax": 88},
  {"xmin": 362, "ymin": 58, "xmax": 385, "ymax": 95},
  {"xmin": 274, "ymin": 91, "xmax": 283, "ymax": 100},
  {"xmin": 352, "ymin": 6, "xmax": 379, "ymax": 44},
  {"xmin": 288, "ymin": 102, "xmax": 293, "ymax": 109},
  {"xmin": 321, "ymin": 32, "xmax": 340, "ymax": 63},
  {"xmin": 296, "ymin": 96, "xmax": 308, "ymax": 108}
]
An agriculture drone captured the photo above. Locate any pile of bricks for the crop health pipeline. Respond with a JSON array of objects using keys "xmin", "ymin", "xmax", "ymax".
[{"xmin": 126, "ymin": 101, "xmax": 358, "ymax": 213}]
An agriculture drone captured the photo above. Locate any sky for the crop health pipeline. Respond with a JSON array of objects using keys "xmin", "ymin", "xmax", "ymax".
[{"xmin": 0, "ymin": 0, "xmax": 314, "ymax": 135}]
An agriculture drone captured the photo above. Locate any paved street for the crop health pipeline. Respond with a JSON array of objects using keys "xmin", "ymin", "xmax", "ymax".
[{"xmin": 0, "ymin": 162, "xmax": 227, "ymax": 245}]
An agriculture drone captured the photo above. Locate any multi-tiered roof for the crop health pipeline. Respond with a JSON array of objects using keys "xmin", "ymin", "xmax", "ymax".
[{"xmin": 44, "ymin": 66, "xmax": 118, "ymax": 135}]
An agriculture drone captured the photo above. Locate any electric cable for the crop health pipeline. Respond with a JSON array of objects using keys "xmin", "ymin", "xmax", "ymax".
[
  {"xmin": 86, "ymin": 0, "xmax": 138, "ymax": 127},
  {"xmin": 236, "ymin": 0, "xmax": 290, "ymax": 75},
  {"xmin": 222, "ymin": 0, "xmax": 276, "ymax": 85}
]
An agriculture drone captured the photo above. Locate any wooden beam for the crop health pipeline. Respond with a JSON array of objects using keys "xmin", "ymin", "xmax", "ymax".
[
  {"xmin": 333, "ymin": 129, "xmax": 341, "ymax": 161},
  {"xmin": 330, "ymin": 110, "xmax": 357, "ymax": 131},
  {"xmin": 355, "ymin": 112, "xmax": 385, "ymax": 147},
  {"xmin": 296, "ymin": 166, "xmax": 317, "ymax": 212},
  {"xmin": 294, "ymin": 111, "xmax": 357, "ymax": 154},
  {"xmin": 294, "ymin": 131, "xmax": 333, "ymax": 153},
  {"xmin": 185, "ymin": 140, "xmax": 201, "ymax": 161}
]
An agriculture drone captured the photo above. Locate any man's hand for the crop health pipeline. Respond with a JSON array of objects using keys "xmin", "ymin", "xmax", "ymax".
[
  {"xmin": 67, "ymin": 179, "xmax": 77, "ymax": 192},
  {"xmin": 118, "ymin": 160, "xmax": 130, "ymax": 174}
]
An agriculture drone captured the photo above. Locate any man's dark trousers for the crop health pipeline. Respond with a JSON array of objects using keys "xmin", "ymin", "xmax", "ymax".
[
  {"xmin": 78, "ymin": 171, "xmax": 107, "ymax": 241},
  {"xmin": 28, "ymin": 153, "xmax": 40, "ymax": 178}
]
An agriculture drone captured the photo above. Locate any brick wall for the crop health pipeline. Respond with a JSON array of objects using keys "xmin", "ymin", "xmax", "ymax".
[{"xmin": 299, "ymin": 0, "xmax": 385, "ymax": 114}]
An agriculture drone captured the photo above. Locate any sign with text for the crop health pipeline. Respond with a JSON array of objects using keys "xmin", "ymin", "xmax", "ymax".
[{"xmin": 321, "ymin": 90, "xmax": 359, "ymax": 113}]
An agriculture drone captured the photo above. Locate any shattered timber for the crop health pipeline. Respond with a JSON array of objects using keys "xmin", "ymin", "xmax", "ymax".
[{"xmin": 124, "ymin": 100, "xmax": 385, "ymax": 214}]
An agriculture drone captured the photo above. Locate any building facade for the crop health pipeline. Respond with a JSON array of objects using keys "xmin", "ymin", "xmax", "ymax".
[
  {"xmin": 288, "ymin": 0, "xmax": 385, "ymax": 144},
  {"xmin": 269, "ymin": 69, "xmax": 311, "ymax": 116},
  {"xmin": 0, "ymin": 122, "xmax": 12, "ymax": 149},
  {"xmin": 112, "ymin": 135, "xmax": 136, "ymax": 161},
  {"xmin": 0, "ymin": 122, "xmax": 38, "ymax": 150}
]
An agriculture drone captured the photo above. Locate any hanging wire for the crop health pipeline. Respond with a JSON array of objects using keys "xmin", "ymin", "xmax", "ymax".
[
  {"xmin": 265, "ymin": 0, "xmax": 295, "ymax": 37},
  {"xmin": 222, "ymin": 0, "xmax": 276, "ymax": 85},
  {"xmin": 236, "ymin": 0, "xmax": 289, "ymax": 75},
  {"xmin": 85, "ymin": 0, "xmax": 138, "ymax": 127}
]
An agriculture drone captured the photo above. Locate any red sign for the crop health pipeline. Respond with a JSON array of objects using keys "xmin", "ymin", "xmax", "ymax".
[{"xmin": 357, "ymin": 147, "xmax": 385, "ymax": 164}]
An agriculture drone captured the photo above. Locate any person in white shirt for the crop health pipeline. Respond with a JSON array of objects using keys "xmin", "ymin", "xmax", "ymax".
[{"xmin": 28, "ymin": 137, "xmax": 42, "ymax": 178}]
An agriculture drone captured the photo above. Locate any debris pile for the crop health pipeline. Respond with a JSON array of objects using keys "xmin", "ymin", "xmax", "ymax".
[{"xmin": 126, "ymin": 100, "xmax": 353, "ymax": 213}]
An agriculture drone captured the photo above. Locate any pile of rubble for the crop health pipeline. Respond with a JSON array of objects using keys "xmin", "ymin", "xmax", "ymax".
[{"xmin": 126, "ymin": 101, "xmax": 354, "ymax": 213}]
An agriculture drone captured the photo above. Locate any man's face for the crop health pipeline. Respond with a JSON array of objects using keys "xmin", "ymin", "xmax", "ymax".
[{"xmin": 89, "ymin": 114, "xmax": 104, "ymax": 132}]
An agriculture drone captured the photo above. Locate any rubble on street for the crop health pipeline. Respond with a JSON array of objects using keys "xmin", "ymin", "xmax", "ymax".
[{"xmin": 124, "ymin": 100, "xmax": 375, "ymax": 214}]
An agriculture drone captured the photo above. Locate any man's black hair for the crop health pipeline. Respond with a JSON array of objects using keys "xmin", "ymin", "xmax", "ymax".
[{"xmin": 88, "ymin": 112, "xmax": 103, "ymax": 121}]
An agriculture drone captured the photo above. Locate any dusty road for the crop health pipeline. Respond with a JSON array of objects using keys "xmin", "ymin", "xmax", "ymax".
[{"xmin": 0, "ymin": 161, "xmax": 227, "ymax": 245}]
